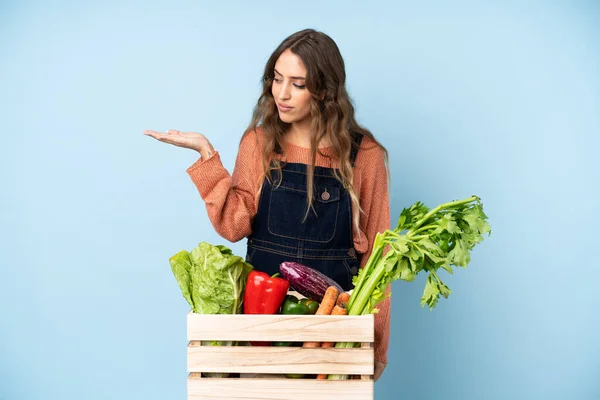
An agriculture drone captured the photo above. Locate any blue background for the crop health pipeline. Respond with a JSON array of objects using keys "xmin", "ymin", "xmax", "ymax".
[{"xmin": 1, "ymin": 1, "xmax": 598, "ymax": 399}]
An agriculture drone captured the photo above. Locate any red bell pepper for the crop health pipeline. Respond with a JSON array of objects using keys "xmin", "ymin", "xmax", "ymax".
[{"xmin": 243, "ymin": 271, "xmax": 290, "ymax": 346}]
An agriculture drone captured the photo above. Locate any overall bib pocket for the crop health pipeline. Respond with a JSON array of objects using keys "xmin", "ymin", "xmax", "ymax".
[{"xmin": 267, "ymin": 181, "xmax": 341, "ymax": 243}]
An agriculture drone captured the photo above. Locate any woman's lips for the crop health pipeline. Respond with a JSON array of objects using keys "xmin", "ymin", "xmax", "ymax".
[{"xmin": 277, "ymin": 103, "xmax": 293, "ymax": 112}]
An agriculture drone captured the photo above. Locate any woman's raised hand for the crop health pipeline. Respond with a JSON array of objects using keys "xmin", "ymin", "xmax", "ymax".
[{"xmin": 143, "ymin": 129, "xmax": 215, "ymax": 160}]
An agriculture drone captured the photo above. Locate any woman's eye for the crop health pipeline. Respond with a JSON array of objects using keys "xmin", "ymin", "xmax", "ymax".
[{"xmin": 272, "ymin": 77, "xmax": 304, "ymax": 89}]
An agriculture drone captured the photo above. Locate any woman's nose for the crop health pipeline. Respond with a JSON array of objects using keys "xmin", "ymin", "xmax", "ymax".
[{"xmin": 278, "ymin": 82, "xmax": 292, "ymax": 101}]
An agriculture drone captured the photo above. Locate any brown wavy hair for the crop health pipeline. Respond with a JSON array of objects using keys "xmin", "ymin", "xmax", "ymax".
[{"xmin": 244, "ymin": 28, "xmax": 389, "ymax": 234}]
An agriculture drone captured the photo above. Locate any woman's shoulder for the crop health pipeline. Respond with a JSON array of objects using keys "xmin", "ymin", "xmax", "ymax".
[
  {"xmin": 239, "ymin": 126, "xmax": 265, "ymax": 154},
  {"xmin": 354, "ymin": 134, "xmax": 389, "ymax": 185},
  {"xmin": 356, "ymin": 134, "xmax": 386, "ymax": 159}
]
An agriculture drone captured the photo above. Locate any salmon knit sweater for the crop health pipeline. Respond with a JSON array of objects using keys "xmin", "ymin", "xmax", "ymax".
[{"xmin": 186, "ymin": 129, "xmax": 391, "ymax": 365}]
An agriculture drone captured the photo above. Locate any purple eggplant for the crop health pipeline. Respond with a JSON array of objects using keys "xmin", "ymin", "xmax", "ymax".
[{"xmin": 279, "ymin": 261, "xmax": 344, "ymax": 303}]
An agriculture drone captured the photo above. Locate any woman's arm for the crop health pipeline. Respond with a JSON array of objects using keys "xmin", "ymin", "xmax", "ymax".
[
  {"xmin": 144, "ymin": 128, "xmax": 262, "ymax": 242},
  {"xmin": 355, "ymin": 140, "xmax": 392, "ymax": 371},
  {"xmin": 186, "ymin": 131, "xmax": 262, "ymax": 242}
]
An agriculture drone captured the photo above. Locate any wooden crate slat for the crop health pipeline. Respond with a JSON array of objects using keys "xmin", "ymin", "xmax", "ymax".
[
  {"xmin": 187, "ymin": 345, "xmax": 374, "ymax": 375},
  {"xmin": 187, "ymin": 377, "xmax": 374, "ymax": 400},
  {"xmin": 186, "ymin": 313, "xmax": 374, "ymax": 342}
]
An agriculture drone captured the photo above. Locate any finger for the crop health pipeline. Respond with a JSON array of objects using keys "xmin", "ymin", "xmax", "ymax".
[
  {"xmin": 143, "ymin": 130, "xmax": 166, "ymax": 139},
  {"xmin": 167, "ymin": 129, "xmax": 181, "ymax": 135},
  {"xmin": 144, "ymin": 130, "xmax": 182, "ymax": 145},
  {"xmin": 156, "ymin": 134, "xmax": 184, "ymax": 145}
]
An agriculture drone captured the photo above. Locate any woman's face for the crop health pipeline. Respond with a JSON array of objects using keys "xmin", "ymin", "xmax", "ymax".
[{"xmin": 271, "ymin": 49, "xmax": 313, "ymax": 125}]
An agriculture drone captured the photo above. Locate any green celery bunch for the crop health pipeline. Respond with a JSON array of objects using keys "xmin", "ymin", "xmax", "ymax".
[{"xmin": 328, "ymin": 195, "xmax": 491, "ymax": 380}]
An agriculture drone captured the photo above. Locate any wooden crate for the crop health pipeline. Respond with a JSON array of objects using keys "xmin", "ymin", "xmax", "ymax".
[{"xmin": 186, "ymin": 308, "xmax": 374, "ymax": 400}]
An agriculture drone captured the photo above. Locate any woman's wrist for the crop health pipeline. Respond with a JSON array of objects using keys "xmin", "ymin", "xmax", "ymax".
[{"xmin": 198, "ymin": 145, "xmax": 215, "ymax": 160}]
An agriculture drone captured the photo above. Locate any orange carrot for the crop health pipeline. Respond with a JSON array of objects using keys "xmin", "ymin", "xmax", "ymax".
[
  {"xmin": 316, "ymin": 304, "xmax": 348, "ymax": 379},
  {"xmin": 330, "ymin": 304, "xmax": 348, "ymax": 316},
  {"xmin": 303, "ymin": 286, "xmax": 339, "ymax": 348},
  {"xmin": 336, "ymin": 292, "xmax": 350, "ymax": 308},
  {"xmin": 315, "ymin": 286, "xmax": 339, "ymax": 315}
]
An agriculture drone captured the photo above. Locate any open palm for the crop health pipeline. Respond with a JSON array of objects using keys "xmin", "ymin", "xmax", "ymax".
[{"xmin": 143, "ymin": 129, "xmax": 213, "ymax": 156}]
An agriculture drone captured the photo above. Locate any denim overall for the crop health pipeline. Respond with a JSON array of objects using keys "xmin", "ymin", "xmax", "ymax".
[{"xmin": 245, "ymin": 133, "xmax": 363, "ymax": 291}]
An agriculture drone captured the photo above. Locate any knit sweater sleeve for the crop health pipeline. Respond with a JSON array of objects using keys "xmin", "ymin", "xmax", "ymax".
[
  {"xmin": 355, "ymin": 139, "xmax": 392, "ymax": 365},
  {"xmin": 185, "ymin": 131, "xmax": 262, "ymax": 242}
]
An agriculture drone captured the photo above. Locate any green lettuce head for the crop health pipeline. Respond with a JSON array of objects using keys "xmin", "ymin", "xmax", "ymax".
[{"xmin": 169, "ymin": 242, "xmax": 253, "ymax": 315}]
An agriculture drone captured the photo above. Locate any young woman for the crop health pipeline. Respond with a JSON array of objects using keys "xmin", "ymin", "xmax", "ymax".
[{"xmin": 144, "ymin": 28, "xmax": 391, "ymax": 381}]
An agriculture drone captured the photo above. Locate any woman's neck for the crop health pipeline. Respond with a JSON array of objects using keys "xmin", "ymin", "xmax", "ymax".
[{"xmin": 285, "ymin": 122, "xmax": 331, "ymax": 149}]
